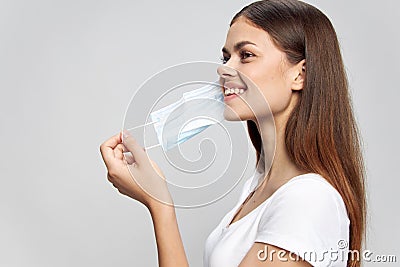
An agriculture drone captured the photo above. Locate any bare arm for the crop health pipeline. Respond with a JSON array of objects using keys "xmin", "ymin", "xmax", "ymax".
[
  {"xmin": 149, "ymin": 202, "xmax": 189, "ymax": 267},
  {"xmin": 100, "ymin": 132, "xmax": 189, "ymax": 267}
]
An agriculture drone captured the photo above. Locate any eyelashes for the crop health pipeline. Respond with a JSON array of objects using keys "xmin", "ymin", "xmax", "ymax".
[
  {"xmin": 241, "ymin": 51, "xmax": 254, "ymax": 60},
  {"xmin": 220, "ymin": 56, "xmax": 229, "ymax": 64},
  {"xmin": 219, "ymin": 51, "xmax": 255, "ymax": 64}
]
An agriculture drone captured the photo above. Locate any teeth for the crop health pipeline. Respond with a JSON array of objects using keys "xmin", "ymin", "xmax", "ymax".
[{"xmin": 224, "ymin": 87, "xmax": 246, "ymax": 96}]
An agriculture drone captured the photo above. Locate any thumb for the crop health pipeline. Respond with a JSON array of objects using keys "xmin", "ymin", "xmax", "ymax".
[{"xmin": 122, "ymin": 130, "xmax": 147, "ymax": 165}]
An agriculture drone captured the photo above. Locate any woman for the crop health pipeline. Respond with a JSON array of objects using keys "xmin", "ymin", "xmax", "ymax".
[{"xmin": 100, "ymin": 0, "xmax": 366, "ymax": 266}]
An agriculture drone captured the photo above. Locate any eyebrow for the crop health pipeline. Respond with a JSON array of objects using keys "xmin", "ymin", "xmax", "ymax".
[{"xmin": 221, "ymin": 41, "xmax": 257, "ymax": 54}]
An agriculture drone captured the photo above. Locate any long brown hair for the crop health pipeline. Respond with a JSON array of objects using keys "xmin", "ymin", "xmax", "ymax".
[{"xmin": 231, "ymin": 1, "xmax": 366, "ymax": 266}]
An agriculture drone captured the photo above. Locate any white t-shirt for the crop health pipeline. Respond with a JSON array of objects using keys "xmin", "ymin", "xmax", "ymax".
[{"xmin": 203, "ymin": 172, "xmax": 350, "ymax": 267}]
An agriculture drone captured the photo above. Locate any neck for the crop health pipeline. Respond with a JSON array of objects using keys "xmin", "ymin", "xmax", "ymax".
[{"xmin": 253, "ymin": 100, "xmax": 306, "ymax": 191}]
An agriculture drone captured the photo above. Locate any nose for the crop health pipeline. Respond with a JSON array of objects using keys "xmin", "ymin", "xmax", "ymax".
[{"xmin": 217, "ymin": 64, "xmax": 238, "ymax": 79}]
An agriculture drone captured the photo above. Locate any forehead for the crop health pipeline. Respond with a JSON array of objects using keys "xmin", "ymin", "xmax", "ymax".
[{"xmin": 225, "ymin": 17, "xmax": 274, "ymax": 50}]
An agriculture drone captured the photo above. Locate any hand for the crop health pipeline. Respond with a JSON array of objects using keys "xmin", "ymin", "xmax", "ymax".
[{"xmin": 100, "ymin": 131, "xmax": 173, "ymax": 209}]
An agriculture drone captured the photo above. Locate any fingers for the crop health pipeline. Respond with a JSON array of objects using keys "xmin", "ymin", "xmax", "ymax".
[
  {"xmin": 123, "ymin": 153, "xmax": 136, "ymax": 165},
  {"xmin": 115, "ymin": 143, "xmax": 132, "ymax": 163},
  {"xmin": 100, "ymin": 132, "xmax": 122, "ymax": 169},
  {"xmin": 101, "ymin": 130, "xmax": 147, "ymax": 169},
  {"xmin": 122, "ymin": 130, "xmax": 147, "ymax": 165},
  {"xmin": 114, "ymin": 143, "xmax": 127, "ymax": 160}
]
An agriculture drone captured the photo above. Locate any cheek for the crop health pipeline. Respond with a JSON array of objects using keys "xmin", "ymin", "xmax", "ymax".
[
  {"xmin": 262, "ymin": 83, "xmax": 292, "ymax": 115},
  {"xmin": 225, "ymin": 59, "xmax": 293, "ymax": 121},
  {"xmin": 247, "ymin": 68, "xmax": 292, "ymax": 116}
]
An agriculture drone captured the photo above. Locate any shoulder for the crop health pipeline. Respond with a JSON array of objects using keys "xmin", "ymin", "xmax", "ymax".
[
  {"xmin": 271, "ymin": 173, "xmax": 348, "ymax": 217},
  {"xmin": 257, "ymin": 172, "xmax": 350, "ymax": 239},
  {"xmin": 255, "ymin": 173, "xmax": 350, "ymax": 265}
]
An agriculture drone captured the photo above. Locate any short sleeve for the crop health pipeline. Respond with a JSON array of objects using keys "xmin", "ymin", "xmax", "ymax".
[{"xmin": 255, "ymin": 177, "xmax": 350, "ymax": 267}]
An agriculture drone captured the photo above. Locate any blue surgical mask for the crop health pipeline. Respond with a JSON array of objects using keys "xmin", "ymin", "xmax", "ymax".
[{"xmin": 129, "ymin": 82, "xmax": 225, "ymax": 151}]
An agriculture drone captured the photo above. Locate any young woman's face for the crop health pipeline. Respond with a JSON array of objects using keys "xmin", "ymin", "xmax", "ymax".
[{"xmin": 217, "ymin": 16, "xmax": 304, "ymax": 122}]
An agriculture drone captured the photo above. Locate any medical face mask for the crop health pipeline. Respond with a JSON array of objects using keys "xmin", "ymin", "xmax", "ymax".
[{"xmin": 129, "ymin": 83, "xmax": 225, "ymax": 151}]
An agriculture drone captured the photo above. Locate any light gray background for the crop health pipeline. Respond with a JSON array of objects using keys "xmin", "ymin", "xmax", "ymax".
[{"xmin": 0, "ymin": 0, "xmax": 399, "ymax": 266}]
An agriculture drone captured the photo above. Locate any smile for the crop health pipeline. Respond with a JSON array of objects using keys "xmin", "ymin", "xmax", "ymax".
[{"xmin": 224, "ymin": 87, "xmax": 246, "ymax": 96}]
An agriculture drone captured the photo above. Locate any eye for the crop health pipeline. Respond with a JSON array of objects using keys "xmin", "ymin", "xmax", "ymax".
[
  {"xmin": 220, "ymin": 55, "xmax": 230, "ymax": 64},
  {"xmin": 240, "ymin": 51, "xmax": 254, "ymax": 61}
]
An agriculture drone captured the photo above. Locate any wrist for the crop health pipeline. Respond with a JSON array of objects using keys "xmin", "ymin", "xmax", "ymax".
[{"xmin": 147, "ymin": 196, "xmax": 175, "ymax": 215}]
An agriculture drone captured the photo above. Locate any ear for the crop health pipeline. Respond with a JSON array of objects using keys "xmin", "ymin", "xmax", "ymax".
[{"xmin": 291, "ymin": 59, "xmax": 306, "ymax": 91}]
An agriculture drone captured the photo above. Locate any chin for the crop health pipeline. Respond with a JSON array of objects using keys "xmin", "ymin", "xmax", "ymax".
[
  {"xmin": 223, "ymin": 107, "xmax": 253, "ymax": 121},
  {"xmin": 223, "ymin": 107, "xmax": 239, "ymax": 121}
]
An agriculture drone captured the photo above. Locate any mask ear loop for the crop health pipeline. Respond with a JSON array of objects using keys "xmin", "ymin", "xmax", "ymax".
[
  {"xmin": 143, "ymin": 143, "xmax": 161, "ymax": 150},
  {"xmin": 126, "ymin": 120, "xmax": 157, "ymax": 131},
  {"xmin": 124, "ymin": 120, "xmax": 162, "ymax": 150}
]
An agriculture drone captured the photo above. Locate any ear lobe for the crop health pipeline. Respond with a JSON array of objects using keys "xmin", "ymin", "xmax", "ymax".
[{"xmin": 292, "ymin": 60, "xmax": 305, "ymax": 91}]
